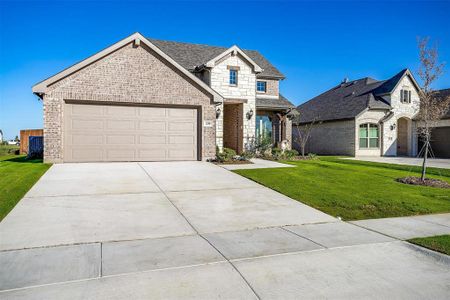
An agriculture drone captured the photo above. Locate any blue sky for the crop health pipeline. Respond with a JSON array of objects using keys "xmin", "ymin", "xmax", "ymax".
[{"xmin": 1, "ymin": 0, "xmax": 449, "ymax": 140}]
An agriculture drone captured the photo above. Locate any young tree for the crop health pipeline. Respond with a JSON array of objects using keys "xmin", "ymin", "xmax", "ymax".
[
  {"xmin": 293, "ymin": 119, "xmax": 319, "ymax": 158},
  {"xmin": 416, "ymin": 37, "xmax": 450, "ymax": 180}
]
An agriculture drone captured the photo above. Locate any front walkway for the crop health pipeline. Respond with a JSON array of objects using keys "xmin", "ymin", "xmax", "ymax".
[
  {"xmin": 220, "ymin": 158, "xmax": 294, "ymax": 170},
  {"xmin": 349, "ymin": 156, "xmax": 450, "ymax": 169},
  {"xmin": 0, "ymin": 162, "xmax": 449, "ymax": 299}
]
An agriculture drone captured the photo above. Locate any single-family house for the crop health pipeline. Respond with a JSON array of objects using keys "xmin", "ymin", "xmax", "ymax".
[
  {"xmin": 33, "ymin": 32, "xmax": 294, "ymax": 163},
  {"xmin": 294, "ymin": 69, "xmax": 449, "ymax": 158}
]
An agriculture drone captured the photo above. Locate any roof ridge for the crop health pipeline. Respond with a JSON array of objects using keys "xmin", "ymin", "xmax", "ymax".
[{"xmin": 148, "ymin": 37, "xmax": 261, "ymax": 53}]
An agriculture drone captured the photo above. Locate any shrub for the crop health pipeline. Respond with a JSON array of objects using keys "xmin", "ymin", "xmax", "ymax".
[
  {"xmin": 284, "ymin": 149, "xmax": 299, "ymax": 159},
  {"xmin": 240, "ymin": 151, "xmax": 255, "ymax": 161},
  {"xmin": 308, "ymin": 153, "xmax": 318, "ymax": 160},
  {"xmin": 216, "ymin": 147, "xmax": 236, "ymax": 162},
  {"xmin": 271, "ymin": 147, "xmax": 283, "ymax": 160}
]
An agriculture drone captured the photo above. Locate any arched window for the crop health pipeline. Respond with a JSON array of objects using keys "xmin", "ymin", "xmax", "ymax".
[{"xmin": 359, "ymin": 123, "xmax": 379, "ymax": 148}]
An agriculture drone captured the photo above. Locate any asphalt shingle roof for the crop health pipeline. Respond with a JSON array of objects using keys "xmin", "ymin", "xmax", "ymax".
[
  {"xmin": 294, "ymin": 70, "xmax": 417, "ymax": 124},
  {"xmin": 148, "ymin": 38, "xmax": 285, "ymax": 79},
  {"xmin": 436, "ymin": 88, "xmax": 450, "ymax": 119},
  {"xmin": 256, "ymin": 94, "xmax": 295, "ymax": 109}
]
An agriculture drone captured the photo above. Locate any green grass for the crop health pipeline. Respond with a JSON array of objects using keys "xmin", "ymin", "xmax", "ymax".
[
  {"xmin": 408, "ymin": 235, "xmax": 450, "ymax": 256},
  {"xmin": 0, "ymin": 155, "xmax": 51, "ymax": 221},
  {"xmin": 234, "ymin": 157, "xmax": 450, "ymax": 220},
  {"xmin": 0, "ymin": 144, "xmax": 19, "ymax": 156}
]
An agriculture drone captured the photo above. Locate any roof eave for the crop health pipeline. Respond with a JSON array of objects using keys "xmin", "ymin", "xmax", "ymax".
[{"xmin": 32, "ymin": 32, "xmax": 223, "ymax": 104}]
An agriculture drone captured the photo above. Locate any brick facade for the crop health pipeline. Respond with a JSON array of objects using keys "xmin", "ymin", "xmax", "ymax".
[
  {"xmin": 257, "ymin": 79, "xmax": 279, "ymax": 96},
  {"xmin": 43, "ymin": 43, "xmax": 216, "ymax": 163}
]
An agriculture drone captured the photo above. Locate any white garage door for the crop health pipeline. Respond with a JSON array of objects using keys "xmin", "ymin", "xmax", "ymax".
[{"xmin": 64, "ymin": 103, "xmax": 198, "ymax": 162}]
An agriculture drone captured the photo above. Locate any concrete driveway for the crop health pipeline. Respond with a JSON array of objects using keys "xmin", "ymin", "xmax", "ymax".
[{"xmin": 0, "ymin": 162, "xmax": 449, "ymax": 299}]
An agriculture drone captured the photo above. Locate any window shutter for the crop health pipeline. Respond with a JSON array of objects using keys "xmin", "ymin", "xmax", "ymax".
[{"xmin": 408, "ymin": 91, "xmax": 411, "ymax": 103}]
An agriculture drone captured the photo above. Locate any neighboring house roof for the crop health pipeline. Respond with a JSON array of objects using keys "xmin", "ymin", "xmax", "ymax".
[
  {"xmin": 32, "ymin": 33, "xmax": 223, "ymax": 103},
  {"xmin": 436, "ymin": 88, "xmax": 450, "ymax": 119},
  {"xmin": 256, "ymin": 94, "xmax": 295, "ymax": 110},
  {"xmin": 149, "ymin": 38, "xmax": 285, "ymax": 79},
  {"xmin": 294, "ymin": 69, "xmax": 420, "ymax": 124}
]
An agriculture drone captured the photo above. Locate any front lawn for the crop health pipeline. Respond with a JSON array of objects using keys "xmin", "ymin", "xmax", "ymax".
[
  {"xmin": 0, "ymin": 155, "xmax": 51, "ymax": 221},
  {"xmin": 234, "ymin": 157, "xmax": 450, "ymax": 220},
  {"xmin": 408, "ymin": 235, "xmax": 450, "ymax": 256},
  {"xmin": 0, "ymin": 144, "xmax": 19, "ymax": 156}
]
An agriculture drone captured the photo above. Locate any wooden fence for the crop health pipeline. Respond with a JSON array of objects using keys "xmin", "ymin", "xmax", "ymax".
[{"xmin": 20, "ymin": 129, "xmax": 43, "ymax": 154}]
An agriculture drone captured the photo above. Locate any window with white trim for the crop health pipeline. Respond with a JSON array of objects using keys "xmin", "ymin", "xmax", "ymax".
[
  {"xmin": 359, "ymin": 123, "xmax": 379, "ymax": 148},
  {"xmin": 400, "ymin": 89, "xmax": 411, "ymax": 103},
  {"xmin": 229, "ymin": 69, "xmax": 238, "ymax": 85},
  {"xmin": 256, "ymin": 81, "xmax": 267, "ymax": 93}
]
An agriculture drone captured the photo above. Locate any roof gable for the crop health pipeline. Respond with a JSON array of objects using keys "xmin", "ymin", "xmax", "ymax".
[
  {"xmin": 204, "ymin": 45, "xmax": 263, "ymax": 73},
  {"xmin": 373, "ymin": 69, "xmax": 421, "ymax": 95},
  {"xmin": 149, "ymin": 38, "xmax": 285, "ymax": 79},
  {"xmin": 33, "ymin": 33, "xmax": 223, "ymax": 103}
]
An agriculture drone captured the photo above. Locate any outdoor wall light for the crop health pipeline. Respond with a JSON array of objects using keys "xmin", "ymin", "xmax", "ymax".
[
  {"xmin": 216, "ymin": 107, "xmax": 221, "ymax": 119},
  {"xmin": 247, "ymin": 109, "xmax": 254, "ymax": 120},
  {"xmin": 390, "ymin": 123, "xmax": 396, "ymax": 131}
]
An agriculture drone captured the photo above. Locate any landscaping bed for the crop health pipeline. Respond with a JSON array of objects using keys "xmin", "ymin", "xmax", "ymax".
[{"xmin": 397, "ymin": 176, "xmax": 450, "ymax": 189}]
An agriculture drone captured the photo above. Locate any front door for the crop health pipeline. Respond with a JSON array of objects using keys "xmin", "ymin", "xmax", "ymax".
[
  {"xmin": 223, "ymin": 103, "xmax": 243, "ymax": 153},
  {"xmin": 397, "ymin": 118, "xmax": 408, "ymax": 156}
]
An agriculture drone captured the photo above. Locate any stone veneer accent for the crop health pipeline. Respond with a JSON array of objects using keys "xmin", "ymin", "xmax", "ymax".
[
  {"xmin": 210, "ymin": 53, "xmax": 257, "ymax": 151},
  {"xmin": 43, "ymin": 43, "xmax": 216, "ymax": 163}
]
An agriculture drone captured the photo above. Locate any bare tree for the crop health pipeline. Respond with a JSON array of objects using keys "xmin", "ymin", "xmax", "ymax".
[
  {"xmin": 416, "ymin": 37, "xmax": 450, "ymax": 180},
  {"xmin": 293, "ymin": 119, "xmax": 319, "ymax": 157}
]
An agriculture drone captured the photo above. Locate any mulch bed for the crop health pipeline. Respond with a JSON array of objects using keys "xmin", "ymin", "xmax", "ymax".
[
  {"xmin": 396, "ymin": 176, "xmax": 450, "ymax": 189},
  {"xmin": 213, "ymin": 160, "xmax": 253, "ymax": 165}
]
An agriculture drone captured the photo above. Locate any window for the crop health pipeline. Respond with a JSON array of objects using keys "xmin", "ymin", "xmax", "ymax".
[
  {"xmin": 256, "ymin": 115, "xmax": 272, "ymax": 142},
  {"xmin": 229, "ymin": 69, "xmax": 238, "ymax": 85},
  {"xmin": 257, "ymin": 81, "xmax": 267, "ymax": 93},
  {"xmin": 400, "ymin": 89, "xmax": 411, "ymax": 103},
  {"xmin": 359, "ymin": 123, "xmax": 379, "ymax": 148}
]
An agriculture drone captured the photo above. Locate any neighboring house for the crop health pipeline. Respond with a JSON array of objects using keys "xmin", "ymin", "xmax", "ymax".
[
  {"xmin": 417, "ymin": 88, "xmax": 450, "ymax": 158},
  {"xmin": 294, "ymin": 69, "xmax": 432, "ymax": 157},
  {"xmin": 32, "ymin": 32, "xmax": 294, "ymax": 163}
]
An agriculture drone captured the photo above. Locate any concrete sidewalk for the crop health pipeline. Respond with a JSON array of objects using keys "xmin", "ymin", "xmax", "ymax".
[
  {"xmin": 1, "ymin": 162, "xmax": 449, "ymax": 299},
  {"xmin": 351, "ymin": 213, "xmax": 450, "ymax": 240},
  {"xmin": 349, "ymin": 156, "xmax": 450, "ymax": 169}
]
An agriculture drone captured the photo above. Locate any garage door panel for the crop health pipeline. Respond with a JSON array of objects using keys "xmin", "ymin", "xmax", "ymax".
[
  {"xmin": 169, "ymin": 135, "xmax": 195, "ymax": 144},
  {"xmin": 168, "ymin": 108, "xmax": 196, "ymax": 118},
  {"xmin": 71, "ymin": 119, "xmax": 104, "ymax": 130},
  {"xmin": 168, "ymin": 149, "xmax": 196, "ymax": 159},
  {"xmin": 106, "ymin": 135, "xmax": 136, "ymax": 145},
  {"xmin": 64, "ymin": 103, "xmax": 198, "ymax": 162},
  {"xmin": 168, "ymin": 122, "xmax": 195, "ymax": 132},
  {"xmin": 106, "ymin": 106, "xmax": 137, "ymax": 116},
  {"xmin": 71, "ymin": 148, "xmax": 103, "ymax": 161},
  {"xmin": 139, "ymin": 121, "xmax": 166, "ymax": 131},
  {"xmin": 70, "ymin": 134, "xmax": 104, "ymax": 146},
  {"xmin": 139, "ymin": 107, "xmax": 167, "ymax": 117},
  {"xmin": 138, "ymin": 149, "xmax": 167, "ymax": 160},
  {"xmin": 106, "ymin": 119, "xmax": 136, "ymax": 130},
  {"xmin": 139, "ymin": 135, "xmax": 167, "ymax": 144},
  {"xmin": 71, "ymin": 105, "xmax": 104, "ymax": 116},
  {"xmin": 106, "ymin": 149, "xmax": 137, "ymax": 160}
]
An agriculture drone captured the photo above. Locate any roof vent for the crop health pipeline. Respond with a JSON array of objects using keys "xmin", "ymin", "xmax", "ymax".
[{"xmin": 342, "ymin": 77, "xmax": 349, "ymax": 84}]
